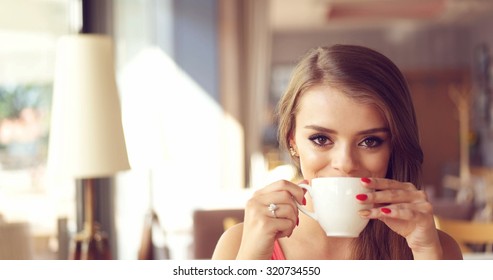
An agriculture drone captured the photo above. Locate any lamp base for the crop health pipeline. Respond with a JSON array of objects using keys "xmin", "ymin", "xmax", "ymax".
[
  {"xmin": 69, "ymin": 178, "xmax": 112, "ymax": 260},
  {"xmin": 69, "ymin": 223, "xmax": 111, "ymax": 260}
]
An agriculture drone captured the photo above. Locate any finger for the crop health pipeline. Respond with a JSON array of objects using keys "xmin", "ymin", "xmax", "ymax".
[
  {"xmin": 265, "ymin": 203, "xmax": 294, "ymax": 219},
  {"xmin": 245, "ymin": 206, "xmax": 296, "ymax": 239},
  {"xmin": 359, "ymin": 201, "xmax": 433, "ymax": 220},
  {"xmin": 270, "ymin": 218, "xmax": 297, "ymax": 238},
  {"xmin": 362, "ymin": 177, "xmax": 417, "ymax": 191},
  {"xmin": 254, "ymin": 202, "xmax": 297, "ymax": 236},
  {"xmin": 266, "ymin": 203, "xmax": 299, "ymax": 229},
  {"xmin": 254, "ymin": 190, "xmax": 305, "ymax": 213},
  {"xmin": 381, "ymin": 201, "xmax": 434, "ymax": 219},
  {"xmin": 259, "ymin": 192, "xmax": 298, "ymax": 218},
  {"xmin": 245, "ymin": 196, "xmax": 298, "ymax": 232},
  {"xmin": 254, "ymin": 180, "xmax": 306, "ymax": 205},
  {"xmin": 361, "ymin": 189, "xmax": 428, "ymax": 204}
]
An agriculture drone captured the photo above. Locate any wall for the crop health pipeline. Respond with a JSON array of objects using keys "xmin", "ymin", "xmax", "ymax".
[
  {"xmin": 468, "ymin": 15, "xmax": 493, "ymax": 167},
  {"xmin": 406, "ymin": 69, "xmax": 468, "ymax": 192},
  {"xmin": 271, "ymin": 25, "xmax": 471, "ymax": 69}
]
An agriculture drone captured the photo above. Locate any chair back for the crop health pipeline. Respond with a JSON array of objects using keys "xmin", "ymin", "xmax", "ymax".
[
  {"xmin": 0, "ymin": 221, "xmax": 34, "ymax": 259},
  {"xmin": 192, "ymin": 209, "xmax": 244, "ymax": 259},
  {"xmin": 435, "ymin": 216, "xmax": 493, "ymax": 253}
]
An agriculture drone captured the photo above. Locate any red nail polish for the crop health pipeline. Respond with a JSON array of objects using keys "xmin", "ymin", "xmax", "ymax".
[
  {"xmin": 361, "ymin": 177, "xmax": 371, "ymax": 184},
  {"xmin": 302, "ymin": 197, "xmax": 306, "ymax": 205},
  {"xmin": 381, "ymin": 207, "xmax": 391, "ymax": 214},
  {"xmin": 296, "ymin": 217, "xmax": 299, "ymax": 226},
  {"xmin": 356, "ymin": 194, "xmax": 368, "ymax": 201}
]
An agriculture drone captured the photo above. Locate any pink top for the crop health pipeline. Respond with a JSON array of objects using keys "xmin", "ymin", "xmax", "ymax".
[{"xmin": 271, "ymin": 240, "xmax": 286, "ymax": 260}]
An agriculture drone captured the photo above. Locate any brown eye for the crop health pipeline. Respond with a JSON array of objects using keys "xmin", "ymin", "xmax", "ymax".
[
  {"xmin": 309, "ymin": 134, "xmax": 332, "ymax": 146},
  {"xmin": 359, "ymin": 137, "xmax": 383, "ymax": 148}
]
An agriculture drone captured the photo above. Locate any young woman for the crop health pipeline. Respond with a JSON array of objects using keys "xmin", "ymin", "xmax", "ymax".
[{"xmin": 212, "ymin": 44, "xmax": 462, "ymax": 260}]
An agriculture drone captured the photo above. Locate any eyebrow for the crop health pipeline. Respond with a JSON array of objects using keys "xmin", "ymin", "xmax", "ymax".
[{"xmin": 304, "ymin": 125, "xmax": 390, "ymax": 135}]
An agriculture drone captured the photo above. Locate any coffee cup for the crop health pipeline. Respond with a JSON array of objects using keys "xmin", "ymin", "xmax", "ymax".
[{"xmin": 297, "ymin": 177, "xmax": 373, "ymax": 237}]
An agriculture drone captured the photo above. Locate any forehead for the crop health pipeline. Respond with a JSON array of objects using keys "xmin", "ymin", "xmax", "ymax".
[{"xmin": 296, "ymin": 85, "xmax": 388, "ymax": 130}]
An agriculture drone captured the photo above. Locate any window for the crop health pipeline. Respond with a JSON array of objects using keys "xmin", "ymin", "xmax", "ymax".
[{"xmin": 0, "ymin": 0, "xmax": 79, "ymax": 259}]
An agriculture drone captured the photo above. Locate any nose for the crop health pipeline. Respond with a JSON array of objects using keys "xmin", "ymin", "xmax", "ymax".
[{"xmin": 330, "ymin": 143, "xmax": 358, "ymax": 175}]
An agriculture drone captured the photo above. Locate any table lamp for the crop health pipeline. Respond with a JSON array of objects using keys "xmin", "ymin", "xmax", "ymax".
[{"xmin": 48, "ymin": 34, "xmax": 130, "ymax": 259}]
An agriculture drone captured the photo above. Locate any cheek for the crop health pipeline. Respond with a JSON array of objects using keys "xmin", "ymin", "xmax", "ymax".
[
  {"xmin": 298, "ymin": 148, "xmax": 328, "ymax": 178},
  {"xmin": 362, "ymin": 151, "xmax": 391, "ymax": 177}
]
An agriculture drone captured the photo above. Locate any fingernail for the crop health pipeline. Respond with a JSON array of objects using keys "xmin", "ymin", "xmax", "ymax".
[
  {"xmin": 361, "ymin": 177, "xmax": 371, "ymax": 184},
  {"xmin": 356, "ymin": 194, "xmax": 368, "ymax": 201},
  {"xmin": 302, "ymin": 197, "xmax": 306, "ymax": 205},
  {"xmin": 359, "ymin": 209, "xmax": 371, "ymax": 217},
  {"xmin": 296, "ymin": 217, "xmax": 299, "ymax": 226},
  {"xmin": 381, "ymin": 207, "xmax": 391, "ymax": 214}
]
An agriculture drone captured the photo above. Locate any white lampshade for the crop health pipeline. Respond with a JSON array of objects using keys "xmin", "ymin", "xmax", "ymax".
[{"xmin": 48, "ymin": 34, "xmax": 130, "ymax": 179}]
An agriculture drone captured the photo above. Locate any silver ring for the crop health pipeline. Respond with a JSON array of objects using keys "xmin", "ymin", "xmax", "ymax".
[{"xmin": 268, "ymin": 203, "xmax": 279, "ymax": 218}]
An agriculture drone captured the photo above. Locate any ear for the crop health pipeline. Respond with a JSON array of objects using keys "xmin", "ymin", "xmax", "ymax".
[
  {"xmin": 288, "ymin": 133, "xmax": 296, "ymax": 150},
  {"xmin": 289, "ymin": 139, "xmax": 296, "ymax": 150},
  {"xmin": 288, "ymin": 136, "xmax": 299, "ymax": 158}
]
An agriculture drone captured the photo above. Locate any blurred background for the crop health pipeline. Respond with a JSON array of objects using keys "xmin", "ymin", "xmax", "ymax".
[{"xmin": 1, "ymin": 0, "xmax": 493, "ymax": 259}]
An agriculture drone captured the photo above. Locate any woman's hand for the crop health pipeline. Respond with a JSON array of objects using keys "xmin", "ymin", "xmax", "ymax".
[
  {"xmin": 236, "ymin": 180, "xmax": 306, "ymax": 259},
  {"xmin": 356, "ymin": 177, "xmax": 443, "ymax": 259}
]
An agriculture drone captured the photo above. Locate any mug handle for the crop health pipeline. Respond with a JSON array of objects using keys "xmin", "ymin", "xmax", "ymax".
[{"xmin": 297, "ymin": 183, "xmax": 318, "ymax": 221}]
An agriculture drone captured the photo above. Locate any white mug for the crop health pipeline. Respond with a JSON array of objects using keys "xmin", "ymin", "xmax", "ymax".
[{"xmin": 297, "ymin": 177, "xmax": 373, "ymax": 237}]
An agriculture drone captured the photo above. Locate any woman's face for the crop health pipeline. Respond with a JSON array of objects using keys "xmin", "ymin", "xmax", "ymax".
[{"xmin": 290, "ymin": 84, "xmax": 391, "ymax": 180}]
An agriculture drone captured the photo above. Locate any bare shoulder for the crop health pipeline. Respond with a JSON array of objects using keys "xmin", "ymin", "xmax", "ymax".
[
  {"xmin": 211, "ymin": 222, "xmax": 244, "ymax": 260},
  {"xmin": 437, "ymin": 229, "xmax": 463, "ymax": 260}
]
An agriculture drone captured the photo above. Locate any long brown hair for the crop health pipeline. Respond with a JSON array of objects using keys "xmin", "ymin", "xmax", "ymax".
[{"xmin": 277, "ymin": 44, "xmax": 423, "ymax": 259}]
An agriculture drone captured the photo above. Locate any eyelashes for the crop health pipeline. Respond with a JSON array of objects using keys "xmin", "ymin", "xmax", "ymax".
[
  {"xmin": 308, "ymin": 134, "xmax": 385, "ymax": 149},
  {"xmin": 308, "ymin": 134, "xmax": 332, "ymax": 146},
  {"xmin": 359, "ymin": 136, "xmax": 384, "ymax": 149}
]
